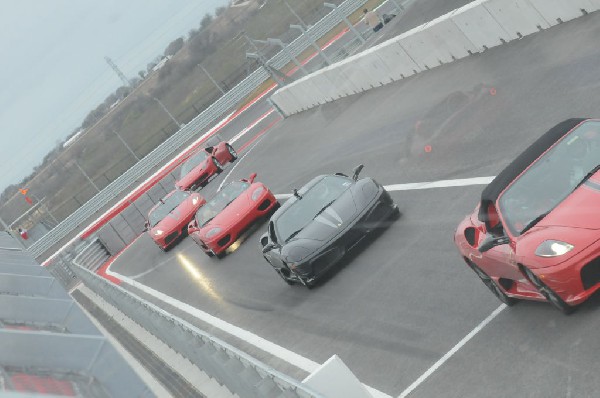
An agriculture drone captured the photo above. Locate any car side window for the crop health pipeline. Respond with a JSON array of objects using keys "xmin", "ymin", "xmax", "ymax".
[{"xmin": 487, "ymin": 204, "xmax": 505, "ymax": 237}]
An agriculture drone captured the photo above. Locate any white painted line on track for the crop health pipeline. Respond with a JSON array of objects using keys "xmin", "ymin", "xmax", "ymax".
[
  {"xmin": 106, "ymin": 174, "xmax": 500, "ymax": 398},
  {"xmin": 218, "ymin": 138, "xmax": 265, "ymax": 191},
  {"xmin": 398, "ymin": 305, "xmax": 506, "ymax": 398},
  {"xmin": 384, "ymin": 176, "xmax": 495, "ymax": 191},
  {"xmin": 106, "ymin": 266, "xmax": 392, "ymax": 398},
  {"xmin": 229, "ymin": 109, "xmax": 275, "ymax": 145},
  {"xmin": 274, "ymin": 176, "xmax": 496, "ymax": 200}
]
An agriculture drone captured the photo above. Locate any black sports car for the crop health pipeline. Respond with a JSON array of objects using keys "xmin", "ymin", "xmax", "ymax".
[{"xmin": 260, "ymin": 165, "xmax": 399, "ymax": 288}]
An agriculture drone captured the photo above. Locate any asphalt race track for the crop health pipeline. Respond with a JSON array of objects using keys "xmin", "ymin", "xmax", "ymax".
[{"xmin": 107, "ymin": 6, "xmax": 600, "ymax": 398}]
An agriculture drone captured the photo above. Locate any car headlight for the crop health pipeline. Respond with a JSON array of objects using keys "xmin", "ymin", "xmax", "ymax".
[
  {"xmin": 153, "ymin": 230, "xmax": 164, "ymax": 236},
  {"xmin": 251, "ymin": 186, "xmax": 265, "ymax": 201},
  {"xmin": 535, "ymin": 240, "xmax": 574, "ymax": 257},
  {"xmin": 192, "ymin": 196, "xmax": 199, "ymax": 205},
  {"xmin": 205, "ymin": 227, "xmax": 222, "ymax": 239}
]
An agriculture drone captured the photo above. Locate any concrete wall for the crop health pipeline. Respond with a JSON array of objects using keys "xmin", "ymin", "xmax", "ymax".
[{"xmin": 271, "ymin": 0, "xmax": 598, "ymax": 116}]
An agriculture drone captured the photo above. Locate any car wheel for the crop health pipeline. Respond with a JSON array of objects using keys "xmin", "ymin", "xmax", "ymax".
[
  {"xmin": 275, "ymin": 266, "xmax": 296, "ymax": 285},
  {"xmin": 389, "ymin": 205, "xmax": 401, "ymax": 220},
  {"xmin": 468, "ymin": 260, "xmax": 517, "ymax": 306},
  {"xmin": 304, "ymin": 279, "xmax": 316, "ymax": 290},
  {"xmin": 226, "ymin": 144, "xmax": 237, "ymax": 162},
  {"xmin": 212, "ymin": 157, "xmax": 223, "ymax": 173},
  {"xmin": 522, "ymin": 267, "xmax": 574, "ymax": 314},
  {"xmin": 205, "ymin": 250, "xmax": 215, "ymax": 258}
]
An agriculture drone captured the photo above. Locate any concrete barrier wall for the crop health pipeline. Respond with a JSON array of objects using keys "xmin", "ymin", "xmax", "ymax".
[{"xmin": 271, "ymin": 0, "xmax": 598, "ymax": 116}]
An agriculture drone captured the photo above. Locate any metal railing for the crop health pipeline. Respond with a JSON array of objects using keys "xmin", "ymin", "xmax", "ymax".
[
  {"xmin": 29, "ymin": 0, "xmax": 370, "ymax": 259},
  {"xmin": 63, "ymin": 242, "xmax": 324, "ymax": 398}
]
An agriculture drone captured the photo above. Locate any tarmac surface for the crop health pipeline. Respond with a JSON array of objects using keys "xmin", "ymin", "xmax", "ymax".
[{"xmin": 105, "ymin": 4, "xmax": 600, "ymax": 398}]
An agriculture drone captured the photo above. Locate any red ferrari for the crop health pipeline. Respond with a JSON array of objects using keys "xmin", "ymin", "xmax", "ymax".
[
  {"xmin": 175, "ymin": 141, "xmax": 237, "ymax": 191},
  {"xmin": 455, "ymin": 118, "xmax": 600, "ymax": 313},
  {"xmin": 188, "ymin": 173, "xmax": 278, "ymax": 258},
  {"xmin": 146, "ymin": 190, "xmax": 206, "ymax": 251}
]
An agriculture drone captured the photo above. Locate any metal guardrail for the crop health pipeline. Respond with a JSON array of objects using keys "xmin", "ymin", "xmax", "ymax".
[
  {"xmin": 65, "ymin": 243, "xmax": 324, "ymax": 398},
  {"xmin": 29, "ymin": 0, "xmax": 370, "ymax": 259}
]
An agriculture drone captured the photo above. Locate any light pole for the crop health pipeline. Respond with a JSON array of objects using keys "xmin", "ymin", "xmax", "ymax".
[
  {"xmin": 198, "ymin": 64, "xmax": 226, "ymax": 94},
  {"xmin": 112, "ymin": 129, "xmax": 140, "ymax": 161},
  {"xmin": 153, "ymin": 97, "xmax": 183, "ymax": 129},
  {"xmin": 324, "ymin": 2, "xmax": 366, "ymax": 44},
  {"xmin": 281, "ymin": 0, "xmax": 308, "ymax": 29},
  {"xmin": 290, "ymin": 24, "xmax": 332, "ymax": 66},
  {"xmin": 259, "ymin": 38, "xmax": 308, "ymax": 76},
  {"xmin": 74, "ymin": 160, "xmax": 100, "ymax": 192},
  {"xmin": 245, "ymin": 52, "xmax": 285, "ymax": 86}
]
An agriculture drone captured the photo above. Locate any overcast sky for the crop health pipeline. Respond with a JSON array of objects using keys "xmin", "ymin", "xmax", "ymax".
[{"xmin": 0, "ymin": 0, "xmax": 230, "ymax": 192}]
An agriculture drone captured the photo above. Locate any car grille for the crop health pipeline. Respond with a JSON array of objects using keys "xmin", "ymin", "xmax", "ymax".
[
  {"xmin": 258, "ymin": 199, "xmax": 271, "ymax": 211},
  {"xmin": 217, "ymin": 235, "xmax": 231, "ymax": 247},
  {"xmin": 580, "ymin": 257, "xmax": 600, "ymax": 290},
  {"xmin": 164, "ymin": 231, "xmax": 179, "ymax": 245}
]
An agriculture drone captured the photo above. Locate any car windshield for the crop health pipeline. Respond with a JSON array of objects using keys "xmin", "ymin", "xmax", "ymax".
[
  {"xmin": 180, "ymin": 151, "xmax": 209, "ymax": 178},
  {"xmin": 498, "ymin": 120, "xmax": 600, "ymax": 235},
  {"xmin": 194, "ymin": 181, "xmax": 250, "ymax": 226},
  {"xmin": 148, "ymin": 190, "xmax": 190, "ymax": 227},
  {"xmin": 275, "ymin": 175, "xmax": 352, "ymax": 242}
]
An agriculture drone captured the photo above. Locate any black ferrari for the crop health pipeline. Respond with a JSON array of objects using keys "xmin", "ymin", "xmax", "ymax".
[{"xmin": 260, "ymin": 165, "xmax": 399, "ymax": 288}]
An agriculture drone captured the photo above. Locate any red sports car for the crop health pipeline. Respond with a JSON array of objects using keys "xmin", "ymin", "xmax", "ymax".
[
  {"xmin": 455, "ymin": 118, "xmax": 600, "ymax": 313},
  {"xmin": 175, "ymin": 141, "xmax": 237, "ymax": 191},
  {"xmin": 146, "ymin": 190, "xmax": 206, "ymax": 251},
  {"xmin": 188, "ymin": 173, "xmax": 278, "ymax": 258}
]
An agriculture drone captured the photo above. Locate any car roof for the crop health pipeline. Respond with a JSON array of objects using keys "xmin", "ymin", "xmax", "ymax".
[{"xmin": 478, "ymin": 118, "xmax": 587, "ymax": 224}]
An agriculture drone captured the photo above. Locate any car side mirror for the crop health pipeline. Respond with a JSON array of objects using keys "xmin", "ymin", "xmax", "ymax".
[
  {"xmin": 248, "ymin": 172, "xmax": 257, "ymax": 183},
  {"xmin": 188, "ymin": 219, "xmax": 199, "ymax": 233},
  {"xmin": 143, "ymin": 221, "xmax": 150, "ymax": 232},
  {"xmin": 352, "ymin": 164, "xmax": 364, "ymax": 181},
  {"xmin": 478, "ymin": 235, "xmax": 510, "ymax": 253}
]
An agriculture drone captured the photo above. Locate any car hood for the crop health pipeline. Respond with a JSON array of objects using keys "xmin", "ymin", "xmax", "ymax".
[
  {"xmin": 536, "ymin": 178, "xmax": 600, "ymax": 230},
  {"xmin": 290, "ymin": 189, "xmax": 359, "ymax": 242},
  {"xmin": 199, "ymin": 193, "xmax": 254, "ymax": 233}
]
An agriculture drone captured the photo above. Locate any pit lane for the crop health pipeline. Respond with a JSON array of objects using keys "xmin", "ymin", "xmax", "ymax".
[{"xmin": 108, "ymin": 9, "xmax": 600, "ymax": 398}]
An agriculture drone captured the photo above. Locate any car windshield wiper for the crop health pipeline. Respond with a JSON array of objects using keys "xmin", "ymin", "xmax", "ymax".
[
  {"xmin": 521, "ymin": 210, "xmax": 551, "ymax": 234},
  {"xmin": 285, "ymin": 228, "xmax": 304, "ymax": 242},
  {"xmin": 572, "ymin": 164, "xmax": 600, "ymax": 192},
  {"xmin": 314, "ymin": 199, "xmax": 336, "ymax": 217}
]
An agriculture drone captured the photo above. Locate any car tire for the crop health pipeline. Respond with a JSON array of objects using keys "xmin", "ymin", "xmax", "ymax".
[
  {"xmin": 227, "ymin": 144, "xmax": 238, "ymax": 162},
  {"xmin": 274, "ymin": 265, "xmax": 296, "ymax": 285},
  {"xmin": 212, "ymin": 157, "xmax": 223, "ymax": 173},
  {"xmin": 467, "ymin": 260, "xmax": 517, "ymax": 306},
  {"xmin": 389, "ymin": 205, "xmax": 401, "ymax": 221},
  {"xmin": 522, "ymin": 267, "xmax": 575, "ymax": 314}
]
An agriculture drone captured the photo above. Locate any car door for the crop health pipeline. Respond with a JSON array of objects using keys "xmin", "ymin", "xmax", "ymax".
[{"xmin": 478, "ymin": 205, "xmax": 523, "ymax": 284}]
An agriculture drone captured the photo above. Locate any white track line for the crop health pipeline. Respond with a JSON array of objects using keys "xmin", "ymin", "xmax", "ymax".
[
  {"xmin": 106, "ymin": 174, "xmax": 501, "ymax": 398},
  {"xmin": 398, "ymin": 305, "xmax": 506, "ymax": 398},
  {"xmin": 275, "ymin": 176, "xmax": 496, "ymax": 199}
]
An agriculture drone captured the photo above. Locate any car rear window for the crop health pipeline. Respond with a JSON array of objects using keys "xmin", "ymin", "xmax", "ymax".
[{"xmin": 180, "ymin": 151, "xmax": 209, "ymax": 178}]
